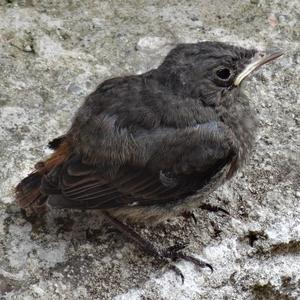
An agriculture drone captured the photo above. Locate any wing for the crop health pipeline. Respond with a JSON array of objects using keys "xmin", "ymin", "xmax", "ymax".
[
  {"xmin": 41, "ymin": 156, "xmax": 193, "ymax": 209},
  {"xmin": 41, "ymin": 125, "xmax": 235, "ymax": 210}
]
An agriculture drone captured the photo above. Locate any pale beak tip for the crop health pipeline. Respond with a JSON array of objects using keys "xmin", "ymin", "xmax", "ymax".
[
  {"xmin": 234, "ymin": 48, "xmax": 284, "ymax": 86},
  {"xmin": 263, "ymin": 48, "xmax": 284, "ymax": 60}
]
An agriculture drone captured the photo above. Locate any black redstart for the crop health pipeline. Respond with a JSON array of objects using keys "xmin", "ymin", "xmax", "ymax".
[{"xmin": 15, "ymin": 41, "xmax": 283, "ymax": 280}]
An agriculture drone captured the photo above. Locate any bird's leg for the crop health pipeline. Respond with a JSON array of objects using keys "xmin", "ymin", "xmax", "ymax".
[
  {"xmin": 199, "ymin": 203, "xmax": 229, "ymax": 215},
  {"xmin": 102, "ymin": 211, "xmax": 212, "ymax": 283},
  {"xmin": 102, "ymin": 211, "xmax": 162, "ymax": 257}
]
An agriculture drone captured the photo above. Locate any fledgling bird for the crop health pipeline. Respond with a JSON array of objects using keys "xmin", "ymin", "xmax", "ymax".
[{"xmin": 15, "ymin": 41, "xmax": 282, "ymax": 278}]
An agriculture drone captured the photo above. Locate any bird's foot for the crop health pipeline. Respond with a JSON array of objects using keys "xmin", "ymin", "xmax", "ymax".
[
  {"xmin": 102, "ymin": 211, "xmax": 212, "ymax": 284},
  {"xmin": 157, "ymin": 243, "xmax": 213, "ymax": 283},
  {"xmin": 182, "ymin": 204, "xmax": 229, "ymax": 225},
  {"xmin": 199, "ymin": 203, "xmax": 229, "ymax": 215},
  {"xmin": 181, "ymin": 211, "xmax": 197, "ymax": 224}
]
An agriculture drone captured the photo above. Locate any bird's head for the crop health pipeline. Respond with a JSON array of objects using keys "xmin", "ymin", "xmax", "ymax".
[{"xmin": 156, "ymin": 41, "xmax": 283, "ymax": 106}]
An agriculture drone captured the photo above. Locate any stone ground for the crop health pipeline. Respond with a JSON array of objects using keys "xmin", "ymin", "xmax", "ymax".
[{"xmin": 0, "ymin": 0, "xmax": 299, "ymax": 299}]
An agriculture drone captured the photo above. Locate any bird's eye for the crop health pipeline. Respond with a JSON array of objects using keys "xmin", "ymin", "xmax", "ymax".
[
  {"xmin": 214, "ymin": 66, "xmax": 235, "ymax": 87},
  {"xmin": 216, "ymin": 67, "xmax": 232, "ymax": 81}
]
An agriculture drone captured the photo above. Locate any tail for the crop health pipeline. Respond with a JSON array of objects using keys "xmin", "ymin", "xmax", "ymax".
[{"xmin": 15, "ymin": 139, "xmax": 71, "ymax": 216}]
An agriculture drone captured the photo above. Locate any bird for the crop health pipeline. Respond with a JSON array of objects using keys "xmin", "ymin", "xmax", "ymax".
[{"xmin": 15, "ymin": 41, "xmax": 282, "ymax": 280}]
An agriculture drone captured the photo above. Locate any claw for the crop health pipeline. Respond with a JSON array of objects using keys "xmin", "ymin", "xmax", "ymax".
[
  {"xmin": 169, "ymin": 264, "xmax": 185, "ymax": 284},
  {"xmin": 182, "ymin": 211, "xmax": 197, "ymax": 224},
  {"xmin": 176, "ymin": 253, "xmax": 213, "ymax": 273},
  {"xmin": 161, "ymin": 242, "xmax": 213, "ymax": 276}
]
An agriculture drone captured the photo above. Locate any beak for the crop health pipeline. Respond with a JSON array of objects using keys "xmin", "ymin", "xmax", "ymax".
[{"xmin": 234, "ymin": 49, "xmax": 284, "ymax": 86}]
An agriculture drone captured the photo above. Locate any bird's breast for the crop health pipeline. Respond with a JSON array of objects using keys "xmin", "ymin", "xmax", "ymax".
[{"xmin": 220, "ymin": 99, "xmax": 258, "ymax": 177}]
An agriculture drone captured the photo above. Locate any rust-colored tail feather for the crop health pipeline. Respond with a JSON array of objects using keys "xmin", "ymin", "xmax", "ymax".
[{"xmin": 15, "ymin": 141, "xmax": 71, "ymax": 215}]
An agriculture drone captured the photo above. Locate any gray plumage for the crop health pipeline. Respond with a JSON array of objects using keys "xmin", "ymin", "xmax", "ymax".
[{"xmin": 16, "ymin": 41, "xmax": 259, "ymax": 222}]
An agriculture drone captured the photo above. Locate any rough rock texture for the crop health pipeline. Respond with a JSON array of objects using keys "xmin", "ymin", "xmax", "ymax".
[{"xmin": 0, "ymin": 0, "xmax": 299, "ymax": 299}]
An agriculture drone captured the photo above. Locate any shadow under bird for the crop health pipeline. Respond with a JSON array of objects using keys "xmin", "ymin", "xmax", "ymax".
[{"xmin": 15, "ymin": 41, "xmax": 283, "ymax": 281}]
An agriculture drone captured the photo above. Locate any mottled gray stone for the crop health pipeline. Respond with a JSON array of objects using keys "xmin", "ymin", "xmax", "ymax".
[{"xmin": 0, "ymin": 0, "xmax": 299, "ymax": 299}]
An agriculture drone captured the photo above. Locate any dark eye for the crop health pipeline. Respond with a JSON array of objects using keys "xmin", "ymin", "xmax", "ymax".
[
  {"xmin": 214, "ymin": 66, "xmax": 235, "ymax": 87},
  {"xmin": 216, "ymin": 67, "xmax": 232, "ymax": 80}
]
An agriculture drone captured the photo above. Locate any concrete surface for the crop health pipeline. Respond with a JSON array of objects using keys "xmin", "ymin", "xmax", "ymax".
[{"xmin": 0, "ymin": 0, "xmax": 299, "ymax": 299}]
